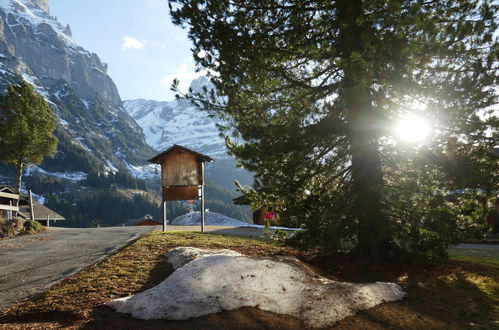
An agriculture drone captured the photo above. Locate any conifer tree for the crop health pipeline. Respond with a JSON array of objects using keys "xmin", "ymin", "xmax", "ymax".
[
  {"xmin": 0, "ymin": 81, "xmax": 58, "ymax": 195},
  {"xmin": 170, "ymin": 0, "xmax": 498, "ymax": 259}
]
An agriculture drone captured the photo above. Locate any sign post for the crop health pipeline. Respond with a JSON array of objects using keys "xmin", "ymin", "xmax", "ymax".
[
  {"xmin": 163, "ymin": 200, "xmax": 167, "ymax": 232},
  {"xmin": 148, "ymin": 145, "xmax": 213, "ymax": 233}
]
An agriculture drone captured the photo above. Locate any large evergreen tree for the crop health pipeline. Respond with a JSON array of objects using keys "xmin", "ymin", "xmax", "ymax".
[
  {"xmin": 170, "ymin": 0, "xmax": 498, "ymax": 259},
  {"xmin": 0, "ymin": 81, "xmax": 58, "ymax": 195}
]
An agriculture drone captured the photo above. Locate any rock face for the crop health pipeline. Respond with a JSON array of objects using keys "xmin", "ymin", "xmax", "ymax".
[
  {"xmin": 21, "ymin": 0, "xmax": 48, "ymax": 13},
  {"xmin": 123, "ymin": 77, "xmax": 227, "ymax": 160},
  {"xmin": 0, "ymin": 0, "xmax": 155, "ymax": 174}
]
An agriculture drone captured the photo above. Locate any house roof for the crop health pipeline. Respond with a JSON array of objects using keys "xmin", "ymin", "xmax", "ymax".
[
  {"xmin": 0, "ymin": 186, "xmax": 19, "ymax": 201},
  {"xmin": 0, "ymin": 186, "xmax": 16, "ymax": 194},
  {"xmin": 148, "ymin": 144, "xmax": 214, "ymax": 163},
  {"xmin": 18, "ymin": 201, "xmax": 65, "ymax": 221},
  {"xmin": 120, "ymin": 217, "xmax": 162, "ymax": 226}
]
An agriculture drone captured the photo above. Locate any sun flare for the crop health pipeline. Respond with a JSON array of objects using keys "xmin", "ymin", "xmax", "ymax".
[{"xmin": 395, "ymin": 115, "xmax": 431, "ymax": 143}]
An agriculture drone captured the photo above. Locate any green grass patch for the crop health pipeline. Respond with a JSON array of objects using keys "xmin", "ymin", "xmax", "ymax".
[
  {"xmin": 448, "ymin": 247, "xmax": 499, "ymax": 268},
  {"xmin": 25, "ymin": 220, "xmax": 44, "ymax": 234}
]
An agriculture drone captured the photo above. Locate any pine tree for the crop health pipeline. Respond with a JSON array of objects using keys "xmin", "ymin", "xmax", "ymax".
[
  {"xmin": 0, "ymin": 81, "xmax": 58, "ymax": 195},
  {"xmin": 170, "ymin": 0, "xmax": 498, "ymax": 259}
]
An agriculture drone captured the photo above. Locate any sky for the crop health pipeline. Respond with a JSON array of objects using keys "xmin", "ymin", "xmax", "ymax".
[{"xmin": 50, "ymin": 0, "xmax": 203, "ymax": 101}]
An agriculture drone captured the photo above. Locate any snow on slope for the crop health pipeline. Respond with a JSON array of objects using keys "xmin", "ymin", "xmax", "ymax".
[
  {"xmin": 108, "ymin": 247, "xmax": 406, "ymax": 327},
  {"xmin": 171, "ymin": 211, "xmax": 251, "ymax": 226},
  {"xmin": 0, "ymin": 0, "xmax": 88, "ymax": 55},
  {"xmin": 123, "ymin": 77, "xmax": 228, "ymax": 159}
]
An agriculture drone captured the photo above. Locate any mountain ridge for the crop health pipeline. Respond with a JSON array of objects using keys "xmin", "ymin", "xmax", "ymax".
[
  {"xmin": 123, "ymin": 77, "xmax": 228, "ymax": 160},
  {"xmin": 0, "ymin": 0, "xmax": 155, "ymax": 175}
]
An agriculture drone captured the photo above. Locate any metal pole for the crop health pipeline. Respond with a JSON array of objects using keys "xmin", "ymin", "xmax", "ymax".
[
  {"xmin": 201, "ymin": 162, "xmax": 205, "ymax": 233},
  {"xmin": 28, "ymin": 190, "xmax": 35, "ymax": 221},
  {"xmin": 47, "ymin": 215, "xmax": 50, "ymax": 228},
  {"xmin": 163, "ymin": 200, "xmax": 167, "ymax": 232}
]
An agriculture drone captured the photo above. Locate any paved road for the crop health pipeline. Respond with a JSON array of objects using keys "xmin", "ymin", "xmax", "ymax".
[{"xmin": 0, "ymin": 226, "xmax": 155, "ymax": 311}]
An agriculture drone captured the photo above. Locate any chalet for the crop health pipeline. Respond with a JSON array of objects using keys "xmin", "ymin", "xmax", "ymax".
[
  {"xmin": 17, "ymin": 200, "xmax": 65, "ymax": 226},
  {"xmin": 0, "ymin": 186, "xmax": 64, "ymax": 225},
  {"xmin": 233, "ymin": 194, "xmax": 279, "ymax": 226},
  {"xmin": 0, "ymin": 186, "xmax": 19, "ymax": 220}
]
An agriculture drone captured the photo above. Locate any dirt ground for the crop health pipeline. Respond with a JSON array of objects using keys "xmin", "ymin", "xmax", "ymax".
[{"xmin": 0, "ymin": 231, "xmax": 497, "ymax": 329}]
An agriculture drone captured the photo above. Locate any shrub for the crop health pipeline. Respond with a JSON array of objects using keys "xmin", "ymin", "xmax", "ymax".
[{"xmin": 25, "ymin": 220, "xmax": 44, "ymax": 234}]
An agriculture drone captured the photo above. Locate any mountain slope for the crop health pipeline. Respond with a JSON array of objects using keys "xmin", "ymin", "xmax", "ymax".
[
  {"xmin": 124, "ymin": 77, "xmax": 254, "ymax": 190},
  {"xmin": 123, "ymin": 77, "xmax": 227, "ymax": 160},
  {"xmin": 0, "ymin": 0, "xmax": 155, "ymax": 174}
]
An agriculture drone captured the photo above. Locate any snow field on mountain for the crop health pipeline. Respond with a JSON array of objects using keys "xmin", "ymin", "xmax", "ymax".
[{"xmin": 108, "ymin": 247, "xmax": 406, "ymax": 327}]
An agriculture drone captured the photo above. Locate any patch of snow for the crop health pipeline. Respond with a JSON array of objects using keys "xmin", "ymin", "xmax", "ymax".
[
  {"xmin": 123, "ymin": 97, "xmax": 228, "ymax": 159},
  {"xmin": 0, "ymin": 0, "xmax": 90, "ymax": 55},
  {"xmin": 171, "ymin": 211, "xmax": 298, "ymax": 230},
  {"xmin": 172, "ymin": 211, "xmax": 252, "ymax": 227},
  {"xmin": 105, "ymin": 160, "xmax": 118, "ymax": 174},
  {"xmin": 26, "ymin": 166, "xmax": 87, "ymax": 182},
  {"xmin": 31, "ymin": 192, "xmax": 45, "ymax": 204},
  {"xmin": 108, "ymin": 248, "xmax": 405, "ymax": 327},
  {"xmin": 125, "ymin": 163, "xmax": 158, "ymax": 180},
  {"xmin": 81, "ymin": 99, "xmax": 91, "ymax": 109},
  {"xmin": 166, "ymin": 247, "xmax": 243, "ymax": 270}
]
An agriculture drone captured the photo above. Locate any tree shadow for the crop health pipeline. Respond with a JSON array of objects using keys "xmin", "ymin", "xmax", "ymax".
[{"xmin": 0, "ymin": 310, "xmax": 82, "ymax": 328}]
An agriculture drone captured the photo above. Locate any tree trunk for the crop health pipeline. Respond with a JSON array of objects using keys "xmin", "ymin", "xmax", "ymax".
[
  {"xmin": 337, "ymin": 0, "xmax": 393, "ymax": 258},
  {"xmin": 14, "ymin": 161, "xmax": 24, "ymax": 207}
]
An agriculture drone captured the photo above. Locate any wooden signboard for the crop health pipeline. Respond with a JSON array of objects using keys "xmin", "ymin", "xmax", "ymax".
[
  {"xmin": 148, "ymin": 145, "xmax": 213, "ymax": 233},
  {"xmin": 160, "ymin": 150, "xmax": 202, "ymax": 187},
  {"xmin": 162, "ymin": 186, "xmax": 200, "ymax": 201}
]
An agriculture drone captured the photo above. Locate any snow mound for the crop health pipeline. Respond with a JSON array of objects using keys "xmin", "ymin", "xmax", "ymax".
[
  {"xmin": 108, "ymin": 248, "xmax": 406, "ymax": 327},
  {"xmin": 171, "ymin": 211, "xmax": 251, "ymax": 227},
  {"xmin": 166, "ymin": 247, "xmax": 243, "ymax": 269}
]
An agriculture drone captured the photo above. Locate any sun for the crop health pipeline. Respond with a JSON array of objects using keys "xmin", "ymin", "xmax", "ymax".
[{"xmin": 395, "ymin": 115, "xmax": 431, "ymax": 143}]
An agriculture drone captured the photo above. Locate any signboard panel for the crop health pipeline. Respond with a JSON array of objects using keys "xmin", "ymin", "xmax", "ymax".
[
  {"xmin": 163, "ymin": 186, "xmax": 200, "ymax": 201},
  {"xmin": 161, "ymin": 150, "xmax": 202, "ymax": 187}
]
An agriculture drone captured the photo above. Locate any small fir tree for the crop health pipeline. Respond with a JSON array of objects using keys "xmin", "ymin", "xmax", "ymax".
[{"xmin": 0, "ymin": 81, "xmax": 58, "ymax": 195}]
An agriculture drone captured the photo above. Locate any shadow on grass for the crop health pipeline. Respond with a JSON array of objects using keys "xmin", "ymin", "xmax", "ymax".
[
  {"xmin": 334, "ymin": 265, "xmax": 498, "ymax": 329},
  {"xmin": 0, "ymin": 310, "xmax": 82, "ymax": 327}
]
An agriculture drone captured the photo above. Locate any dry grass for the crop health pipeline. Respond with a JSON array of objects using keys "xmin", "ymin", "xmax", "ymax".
[{"xmin": 0, "ymin": 231, "xmax": 497, "ymax": 329}]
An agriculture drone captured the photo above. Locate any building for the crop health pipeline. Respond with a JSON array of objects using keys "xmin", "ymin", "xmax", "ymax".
[
  {"xmin": 0, "ymin": 186, "xmax": 19, "ymax": 220},
  {"xmin": 17, "ymin": 200, "xmax": 65, "ymax": 226},
  {"xmin": 119, "ymin": 214, "xmax": 162, "ymax": 226},
  {"xmin": 0, "ymin": 186, "xmax": 64, "ymax": 225},
  {"xmin": 233, "ymin": 194, "xmax": 278, "ymax": 226}
]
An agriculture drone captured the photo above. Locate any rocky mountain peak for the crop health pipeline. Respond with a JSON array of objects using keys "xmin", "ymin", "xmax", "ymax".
[
  {"xmin": 189, "ymin": 76, "xmax": 214, "ymax": 95},
  {"xmin": 19, "ymin": 0, "xmax": 49, "ymax": 13}
]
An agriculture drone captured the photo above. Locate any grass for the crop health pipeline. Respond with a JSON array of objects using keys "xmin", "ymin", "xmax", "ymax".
[
  {"xmin": 0, "ymin": 231, "xmax": 498, "ymax": 329},
  {"xmin": 448, "ymin": 247, "xmax": 499, "ymax": 268}
]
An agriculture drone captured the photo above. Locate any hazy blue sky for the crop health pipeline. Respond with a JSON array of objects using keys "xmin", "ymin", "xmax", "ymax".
[{"xmin": 50, "ymin": 0, "xmax": 202, "ymax": 101}]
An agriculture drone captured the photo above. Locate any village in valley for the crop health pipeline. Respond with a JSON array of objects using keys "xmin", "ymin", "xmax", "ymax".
[{"xmin": 0, "ymin": 0, "xmax": 498, "ymax": 329}]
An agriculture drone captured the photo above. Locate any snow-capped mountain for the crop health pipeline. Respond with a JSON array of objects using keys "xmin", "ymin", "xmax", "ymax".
[
  {"xmin": 0, "ymin": 0, "xmax": 155, "ymax": 175},
  {"xmin": 123, "ymin": 77, "xmax": 227, "ymax": 159}
]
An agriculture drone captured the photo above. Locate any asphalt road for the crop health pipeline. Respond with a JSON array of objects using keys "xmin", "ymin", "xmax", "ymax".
[{"xmin": 0, "ymin": 226, "xmax": 155, "ymax": 311}]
